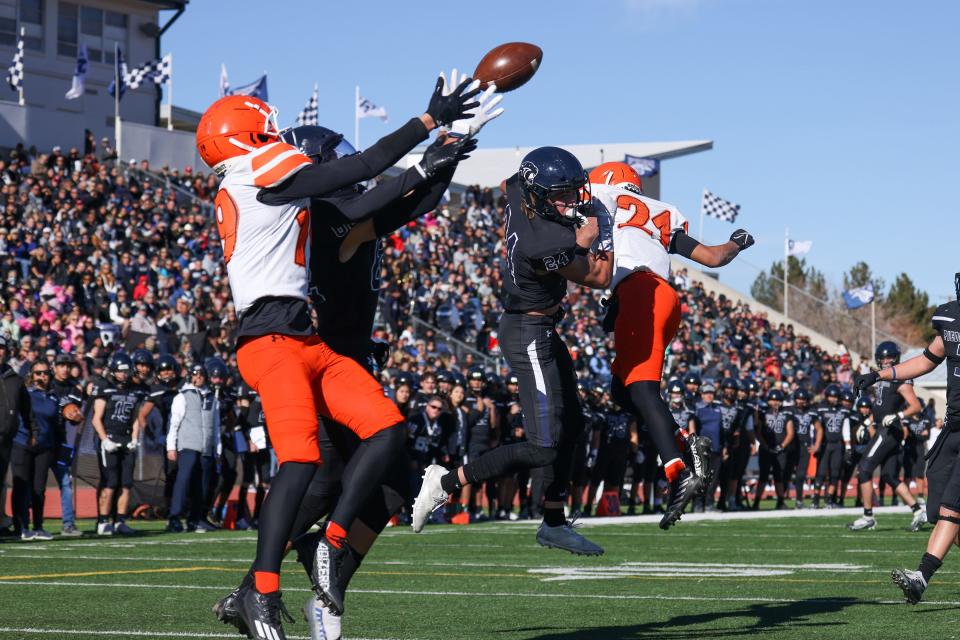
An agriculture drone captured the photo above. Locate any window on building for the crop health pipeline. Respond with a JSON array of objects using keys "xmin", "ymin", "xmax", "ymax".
[
  {"xmin": 0, "ymin": 0, "xmax": 43, "ymax": 51},
  {"xmin": 58, "ymin": 2, "xmax": 126, "ymax": 63}
]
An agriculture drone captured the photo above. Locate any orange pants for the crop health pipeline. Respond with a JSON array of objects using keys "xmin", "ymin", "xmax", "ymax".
[
  {"xmin": 237, "ymin": 334, "xmax": 403, "ymax": 465},
  {"xmin": 612, "ymin": 270, "xmax": 681, "ymax": 385}
]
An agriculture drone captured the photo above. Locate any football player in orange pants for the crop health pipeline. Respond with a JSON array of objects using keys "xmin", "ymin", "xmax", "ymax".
[
  {"xmin": 196, "ymin": 76, "xmax": 479, "ymax": 640},
  {"xmin": 589, "ymin": 162, "xmax": 754, "ymax": 529}
]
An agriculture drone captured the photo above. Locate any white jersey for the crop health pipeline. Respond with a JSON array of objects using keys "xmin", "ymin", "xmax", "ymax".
[
  {"xmin": 592, "ymin": 182, "xmax": 688, "ymax": 288},
  {"xmin": 215, "ymin": 142, "xmax": 313, "ymax": 315}
]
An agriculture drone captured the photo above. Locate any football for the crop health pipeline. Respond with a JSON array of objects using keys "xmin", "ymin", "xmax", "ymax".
[{"xmin": 473, "ymin": 42, "xmax": 543, "ymax": 93}]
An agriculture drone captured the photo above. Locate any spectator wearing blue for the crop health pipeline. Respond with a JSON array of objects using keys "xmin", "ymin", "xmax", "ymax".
[
  {"xmin": 49, "ymin": 353, "xmax": 84, "ymax": 536},
  {"xmin": 693, "ymin": 382, "xmax": 724, "ymax": 512},
  {"xmin": 166, "ymin": 363, "xmax": 220, "ymax": 533},
  {"xmin": 12, "ymin": 360, "xmax": 60, "ymax": 540}
]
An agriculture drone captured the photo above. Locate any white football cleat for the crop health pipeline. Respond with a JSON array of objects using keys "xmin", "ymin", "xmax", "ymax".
[
  {"xmin": 909, "ymin": 507, "xmax": 928, "ymax": 532},
  {"xmin": 303, "ymin": 596, "xmax": 342, "ymax": 640},
  {"xmin": 412, "ymin": 464, "xmax": 449, "ymax": 533},
  {"xmin": 848, "ymin": 515, "xmax": 876, "ymax": 531},
  {"xmin": 96, "ymin": 521, "xmax": 114, "ymax": 536}
]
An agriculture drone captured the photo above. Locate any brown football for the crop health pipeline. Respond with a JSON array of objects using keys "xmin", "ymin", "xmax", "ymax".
[{"xmin": 473, "ymin": 42, "xmax": 543, "ymax": 93}]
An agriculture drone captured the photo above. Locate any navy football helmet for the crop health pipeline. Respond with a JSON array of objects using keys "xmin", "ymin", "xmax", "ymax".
[
  {"xmin": 131, "ymin": 348, "xmax": 154, "ymax": 370},
  {"xmin": 824, "ymin": 384, "xmax": 841, "ymax": 399},
  {"xmin": 280, "ymin": 125, "xmax": 357, "ymax": 163},
  {"xmin": 204, "ymin": 357, "xmax": 228, "ymax": 381},
  {"xmin": 875, "ymin": 340, "xmax": 901, "ymax": 366},
  {"xmin": 767, "ymin": 389, "xmax": 785, "ymax": 402},
  {"xmin": 517, "ymin": 146, "xmax": 589, "ymax": 227},
  {"xmin": 794, "ymin": 388, "xmax": 812, "ymax": 402}
]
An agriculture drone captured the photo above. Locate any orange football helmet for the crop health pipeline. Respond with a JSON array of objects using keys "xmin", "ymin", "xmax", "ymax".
[
  {"xmin": 588, "ymin": 161, "xmax": 643, "ymax": 191},
  {"xmin": 196, "ymin": 95, "xmax": 281, "ymax": 171}
]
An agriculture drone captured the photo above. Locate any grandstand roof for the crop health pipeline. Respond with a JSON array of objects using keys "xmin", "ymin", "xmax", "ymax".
[
  {"xmin": 399, "ymin": 140, "xmax": 713, "ymax": 188},
  {"xmin": 142, "ymin": 0, "xmax": 188, "ymax": 8}
]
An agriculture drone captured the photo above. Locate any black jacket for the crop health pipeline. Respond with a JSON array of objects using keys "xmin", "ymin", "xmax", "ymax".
[{"xmin": 0, "ymin": 363, "xmax": 35, "ymax": 445}]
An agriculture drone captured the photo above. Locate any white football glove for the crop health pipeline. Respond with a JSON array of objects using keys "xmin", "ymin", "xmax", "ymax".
[
  {"xmin": 102, "ymin": 438, "xmax": 120, "ymax": 453},
  {"xmin": 440, "ymin": 68, "xmax": 480, "ymax": 99},
  {"xmin": 451, "ymin": 83, "xmax": 504, "ymax": 138},
  {"xmin": 126, "ymin": 439, "xmax": 139, "ymax": 451},
  {"xmin": 882, "ymin": 413, "xmax": 899, "ymax": 427}
]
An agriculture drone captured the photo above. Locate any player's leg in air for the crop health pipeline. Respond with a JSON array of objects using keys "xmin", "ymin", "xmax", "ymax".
[{"xmin": 585, "ymin": 162, "xmax": 754, "ymax": 529}]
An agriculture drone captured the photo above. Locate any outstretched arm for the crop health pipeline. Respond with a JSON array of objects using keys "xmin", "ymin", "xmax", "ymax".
[{"xmin": 671, "ymin": 229, "xmax": 754, "ymax": 268}]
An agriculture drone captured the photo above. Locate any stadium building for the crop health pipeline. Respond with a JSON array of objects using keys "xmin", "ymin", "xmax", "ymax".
[{"xmin": 0, "ymin": 0, "xmax": 187, "ymax": 158}]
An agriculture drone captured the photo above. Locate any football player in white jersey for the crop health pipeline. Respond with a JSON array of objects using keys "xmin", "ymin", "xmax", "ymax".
[
  {"xmin": 196, "ymin": 77, "xmax": 480, "ymax": 640},
  {"xmin": 589, "ymin": 162, "xmax": 754, "ymax": 529}
]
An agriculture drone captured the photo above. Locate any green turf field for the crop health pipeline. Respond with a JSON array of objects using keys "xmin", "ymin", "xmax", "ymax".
[{"xmin": 0, "ymin": 509, "xmax": 954, "ymax": 640}]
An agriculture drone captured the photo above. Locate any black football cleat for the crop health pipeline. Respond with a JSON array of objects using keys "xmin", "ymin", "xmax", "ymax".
[
  {"xmin": 292, "ymin": 530, "xmax": 323, "ymax": 581},
  {"xmin": 891, "ymin": 568, "xmax": 926, "ymax": 604},
  {"xmin": 312, "ymin": 536, "xmax": 349, "ymax": 616},
  {"xmin": 237, "ymin": 587, "xmax": 294, "ymax": 640},
  {"xmin": 660, "ymin": 469, "xmax": 703, "ymax": 530},
  {"xmin": 213, "ymin": 582, "xmax": 249, "ymax": 636}
]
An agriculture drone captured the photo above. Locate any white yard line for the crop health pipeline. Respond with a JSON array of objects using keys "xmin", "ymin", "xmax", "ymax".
[
  {"xmin": 0, "ymin": 628, "xmax": 397, "ymax": 640},
  {"xmin": 0, "ymin": 580, "xmax": 951, "ymax": 606}
]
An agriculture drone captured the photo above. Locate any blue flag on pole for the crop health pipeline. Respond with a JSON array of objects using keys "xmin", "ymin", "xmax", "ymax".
[
  {"xmin": 623, "ymin": 154, "xmax": 659, "ymax": 178},
  {"xmin": 843, "ymin": 284, "xmax": 875, "ymax": 310},
  {"xmin": 227, "ymin": 74, "xmax": 268, "ymax": 101}
]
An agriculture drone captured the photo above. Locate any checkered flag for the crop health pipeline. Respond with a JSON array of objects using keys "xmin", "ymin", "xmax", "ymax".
[
  {"xmin": 296, "ymin": 84, "xmax": 318, "ymax": 126},
  {"xmin": 126, "ymin": 53, "xmax": 171, "ymax": 90},
  {"xmin": 6, "ymin": 27, "xmax": 24, "ymax": 94},
  {"xmin": 701, "ymin": 189, "xmax": 740, "ymax": 223}
]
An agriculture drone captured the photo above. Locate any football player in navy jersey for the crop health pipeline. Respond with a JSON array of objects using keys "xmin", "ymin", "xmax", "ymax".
[
  {"xmin": 791, "ymin": 389, "xmax": 823, "ymax": 509},
  {"xmin": 815, "ymin": 385, "xmax": 847, "ymax": 508},
  {"xmin": 753, "ymin": 390, "xmax": 794, "ymax": 510},
  {"xmin": 858, "ymin": 276, "xmax": 960, "ymax": 602},
  {"xmin": 849, "ymin": 341, "xmax": 926, "ymax": 532},
  {"xmin": 91, "ymin": 353, "xmax": 143, "ymax": 536},
  {"xmin": 413, "ymin": 147, "xmax": 610, "ymax": 555}
]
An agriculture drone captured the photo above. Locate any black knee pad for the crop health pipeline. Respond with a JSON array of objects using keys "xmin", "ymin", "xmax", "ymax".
[
  {"xmin": 937, "ymin": 513, "xmax": 960, "ymax": 526},
  {"xmin": 858, "ymin": 467, "xmax": 873, "ymax": 484},
  {"xmin": 628, "ymin": 381, "xmax": 662, "ymax": 410}
]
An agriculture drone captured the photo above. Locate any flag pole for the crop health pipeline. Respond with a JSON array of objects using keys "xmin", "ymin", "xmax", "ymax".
[
  {"xmin": 698, "ymin": 189, "xmax": 705, "ymax": 242},
  {"xmin": 354, "ymin": 85, "xmax": 360, "ymax": 150},
  {"xmin": 783, "ymin": 227, "xmax": 789, "ymax": 319},
  {"xmin": 166, "ymin": 53, "xmax": 173, "ymax": 131},
  {"xmin": 871, "ymin": 298, "xmax": 876, "ymax": 358},
  {"xmin": 114, "ymin": 43, "xmax": 121, "ymax": 163}
]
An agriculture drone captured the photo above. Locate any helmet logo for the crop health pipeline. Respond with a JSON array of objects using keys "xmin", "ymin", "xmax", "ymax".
[{"xmin": 519, "ymin": 161, "xmax": 538, "ymax": 186}]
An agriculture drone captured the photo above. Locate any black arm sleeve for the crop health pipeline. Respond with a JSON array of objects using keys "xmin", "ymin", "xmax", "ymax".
[
  {"xmin": 258, "ymin": 117, "xmax": 429, "ymax": 205},
  {"xmin": 372, "ymin": 166, "xmax": 455, "ymax": 238},
  {"xmin": 311, "ymin": 165, "xmax": 428, "ymax": 225},
  {"xmin": 668, "ymin": 230, "xmax": 701, "ymax": 259}
]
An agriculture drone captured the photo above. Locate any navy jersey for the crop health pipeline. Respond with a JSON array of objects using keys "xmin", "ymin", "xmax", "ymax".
[
  {"xmin": 932, "ymin": 301, "xmax": 960, "ymax": 424},
  {"xmin": 147, "ymin": 381, "xmax": 179, "ymax": 426},
  {"xmin": 718, "ymin": 402, "xmax": 750, "ymax": 448},
  {"xmin": 501, "ymin": 176, "xmax": 578, "ymax": 312},
  {"xmin": 872, "ymin": 379, "xmax": 910, "ymax": 437},
  {"xmin": 605, "ymin": 410, "xmax": 631, "ymax": 441},
  {"xmin": 793, "ymin": 409, "xmax": 821, "ymax": 448},
  {"xmin": 817, "ymin": 404, "xmax": 847, "ymax": 444},
  {"xmin": 760, "ymin": 409, "xmax": 792, "ymax": 447},
  {"xmin": 98, "ymin": 384, "xmax": 143, "ymax": 442},
  {"xmin": 670, "ymin": 404, "xmax": 695, "ymax": 431}
]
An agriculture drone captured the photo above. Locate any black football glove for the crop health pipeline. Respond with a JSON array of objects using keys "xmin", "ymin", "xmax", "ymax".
[
  {"xmin": 426, "ymin": 75, "xmax": 481, "ymax": 127},
  {"xmin": 773, "ymin": 445, "xmax": 784, "ymax": 454},
  {"xmin": 600, "ymin": 295, "xmax": 619, "ymax": 333},
  {"xmin": 853, "ymin": 371, "xmax": 880, "ymax": 393},
  {"xmin": 419, "ymin": 135, "xmax": 478, "ymax": 178},
  {"xmin": 370, "ymin": 338, "xmax": 390, "ymax": 369},
  {"xmin": 730, "ymin": 229, "xmax": 755, "ymax": 251},
  {"xmin": 843, "ymin": 448, "xmax": 854, "ymax": 465}
]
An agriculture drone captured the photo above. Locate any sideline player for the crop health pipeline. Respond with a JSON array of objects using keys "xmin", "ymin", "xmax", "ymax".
[
  {"xmin": 196, "ymin": 77, "xmax": 479, "ymax": 640},
  {"xmin": 848, "ymin": 341, "xmax": 927, "ymax": 532},
  {"xmin": 589, "ymin": 161, "xmax": 754, "ymax": 527},
  {"xmin": 877, "ymin": 274, "xmax": 960, "ymax": 602},
  {"xmin": 413, "ymin": 147, "xmax": 611, "ymax": 555}
]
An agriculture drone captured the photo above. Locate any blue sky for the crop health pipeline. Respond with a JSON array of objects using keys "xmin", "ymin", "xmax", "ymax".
[{"xmin": 162, "ymin": 0, "xmax": 959, "ymax": 302}]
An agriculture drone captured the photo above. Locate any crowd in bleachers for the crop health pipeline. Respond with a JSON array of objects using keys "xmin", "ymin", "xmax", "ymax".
[{"xmin": 0, "ymin": 141, "xmax": 942, "ymax": 540}]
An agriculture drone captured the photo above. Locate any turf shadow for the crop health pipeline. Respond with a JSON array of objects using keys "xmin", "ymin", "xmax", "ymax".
[{"xmin": 518, "ymin": 597, "xmax": 863, "ymax": 640}]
